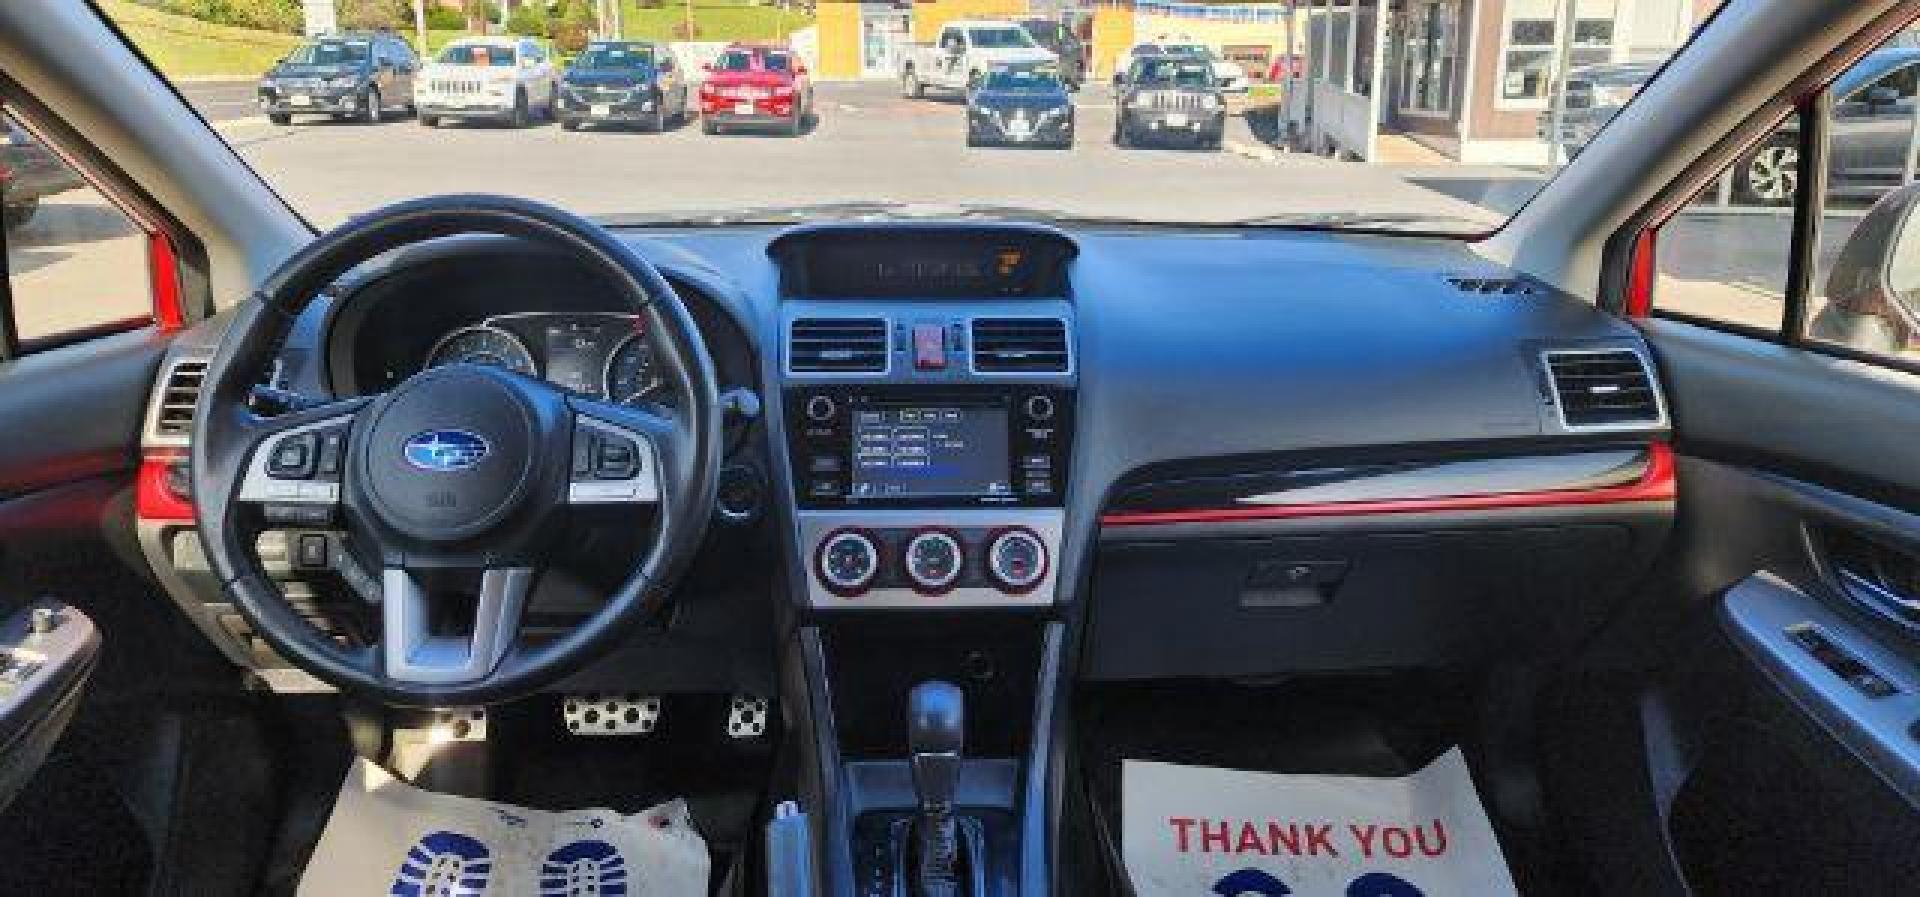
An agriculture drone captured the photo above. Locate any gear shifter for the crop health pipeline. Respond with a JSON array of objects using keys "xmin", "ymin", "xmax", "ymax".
[{"xmin": 907, "ymin": 681, "xmax": 964, "ymax": 897}]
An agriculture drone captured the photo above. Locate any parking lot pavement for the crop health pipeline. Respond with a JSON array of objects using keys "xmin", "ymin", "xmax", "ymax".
[
  {"xmin": 178, "ymin": 79, "xmax": 262, "ymax": 124},
  {"xmin": 199, "ymin": 80, "xmax": 1517, "ymax": 230}
]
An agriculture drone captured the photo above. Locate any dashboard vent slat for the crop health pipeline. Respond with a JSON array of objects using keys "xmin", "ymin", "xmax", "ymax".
[
  {"xmin": 970, "ymin": 318, "xmax": 1070, "ymax": 374},
  {"xmin": 154, "ymin": 359, "xmax": 208, "ymax": 438},
  {"xmin": 1544, "ymin": 349, "xmax": 1662, "ymax": 429},
  {"xmin": 789, "ymin": 318, "xmax": 888, "ymax": 373},
  {"xmin": 1445, "ymin": 275, "xmax": 1541, "ymax": 297}
]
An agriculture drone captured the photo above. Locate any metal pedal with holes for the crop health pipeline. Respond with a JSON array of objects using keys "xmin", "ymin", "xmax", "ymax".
[
  {"xmin": 726, "ymin": 695, "xmax": 770, "ymax": 739},
  {"xmin": 562, "ymin": 693, "xmax": 661, "ymax": 735}
]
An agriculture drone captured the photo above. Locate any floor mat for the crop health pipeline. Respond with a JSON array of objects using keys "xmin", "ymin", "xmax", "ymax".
[
  {"xmin": 299, "ymin": 759, "xmax": 707, "ymax": 896},
  {"xmin": 1122, "ymin": 748, "xmax": 1519, "ymax": 897}
]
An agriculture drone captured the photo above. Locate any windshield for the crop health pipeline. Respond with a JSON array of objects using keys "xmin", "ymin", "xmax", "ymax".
[
  {"xmin": 969, "ymin": 28, "xmax": 1035, "ymax": 49},
  {"xmin": 284, "ymin": 40, "xmax": 368, "ymax": 66},
  {"xmin": 982, "ymin": 67, "xmax": 1062, "ymax": 93},
  {"xmin": 436, "ymin": 45, "xmax": 515, "ymax": 67},
  {"xmin": 1134, "ymin": 59, "xmax": 1212, "ymax": 89},
  {"xmin": 103, "ymin": 3, "xmax": 1717, "ymax": 233},
  {"xmin": 575, "ymin": 45, "xmax": 652, "ymax": 69}
]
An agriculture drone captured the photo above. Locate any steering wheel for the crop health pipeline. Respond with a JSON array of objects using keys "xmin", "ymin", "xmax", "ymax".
[{"xmin": 192, "ymin": 195, "xmax": 722, "ymax": 707}]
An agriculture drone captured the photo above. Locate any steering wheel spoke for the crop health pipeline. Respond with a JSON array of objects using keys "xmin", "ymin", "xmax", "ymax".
[
  {"xmin": 381, "ymin": 565, "xmax": 534, "ymax": 685},
  {"xmin": 234, "ymin": 397, "xmax": 374, "ymax": 514},
  {"xmin": 566, "ymin": 397, "xmax": 681, "ymax": 507}
]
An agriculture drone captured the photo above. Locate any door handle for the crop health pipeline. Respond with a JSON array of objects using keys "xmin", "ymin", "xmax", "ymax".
[{"xmin": 1838, "ymin": 567, "xmax": 1920, "ymax": 620}]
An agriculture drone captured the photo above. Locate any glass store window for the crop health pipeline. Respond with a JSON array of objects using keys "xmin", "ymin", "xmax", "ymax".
[
  {"xmin": 1500, "ymin": 0, "xmax": 1619, "ymax": 107},
  {"xmin": 1400, "ymin": 0, "xmax": 1459, "ymax": 115}
]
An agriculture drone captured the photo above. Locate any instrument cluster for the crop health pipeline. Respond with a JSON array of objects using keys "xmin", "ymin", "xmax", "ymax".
[{"xmin": 425, "ymin": 312, "xmax": 665, "ymax": 405}]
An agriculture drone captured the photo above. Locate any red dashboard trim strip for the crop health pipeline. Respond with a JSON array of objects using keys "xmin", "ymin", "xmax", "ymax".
[
  {"xmin": 149, "ymin": 232, "xmax": 184, "ymax": 332},
  {"xmin": 1100, "ymin": 443, "xmax": 1677, "ymax": 527},
  {"xmin": 136, "ymin": 455, "xmax": 195, "ymax": 522}
]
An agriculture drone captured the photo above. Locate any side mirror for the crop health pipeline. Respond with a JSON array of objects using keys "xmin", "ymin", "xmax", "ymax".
[{"xmin": 1809, "ymin": 183, "xmax": 1920, "ymax": 353}]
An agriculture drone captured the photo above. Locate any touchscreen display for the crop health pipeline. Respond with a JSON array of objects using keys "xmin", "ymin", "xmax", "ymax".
[{"xmin": 851, "ymin": 405, "xmax": 1010, "ymax": 498}]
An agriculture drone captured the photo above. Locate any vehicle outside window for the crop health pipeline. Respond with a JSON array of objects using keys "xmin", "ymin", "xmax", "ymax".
[
  {"xmin": 1, "ymin": 107, "xmax": 154, "ymax": 347},
  {"xmin": 91, "ymin": 0, "xmax": 1744, "ymax": 234}
]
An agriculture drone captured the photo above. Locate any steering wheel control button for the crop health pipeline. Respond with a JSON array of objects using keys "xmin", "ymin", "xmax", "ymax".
[
  {"xmin": 595, "ymin": 434, "xmax": 639, "ymax": 479},
  {"xmin": 316, "ymin": 430, "xmax": 345, "ymax": 476},
  {"xmin": 904, "ymin": 530, "xmax": 965, "ymax": 593},
  {"xmin": 988, "ymin": 529, "xmax": 1048, "ymax": 593},
  {"xmin": 567, "ymin": 419, "xmax": 660, "ymax": 505},
  {"xmin": 268, "ymin": 434, "xmax": 317, "ymax": 479},
  {"xmin": 817, "ymin": 529, "xmax": 879, "ymax": 597},
  {"xmin": 263, "ymin": 504, "xmax": 333, "ymax": 526}
]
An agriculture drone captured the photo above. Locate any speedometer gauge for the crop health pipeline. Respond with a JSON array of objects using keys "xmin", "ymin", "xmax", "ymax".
[
  {"xmin": 603, "ymin": 334, "xmax": 665, "ymax": 405},
  {"xmin": 426, "ymin": 326, "xmax": 537, "ymax": 376}
]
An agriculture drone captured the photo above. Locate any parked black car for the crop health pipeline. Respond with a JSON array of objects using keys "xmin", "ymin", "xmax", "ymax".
[
  {"xmin": 557, "ymin": 41, "xmax": 689, "ymax": 132},
  {"xmin": 1113, "ymin": 53, "xmax": 1224, "ymax": 149},
  {"xmin": 256, "ymin": 32, "xmax": 417, "ymax": 125},
  {"xmin": 1, "ymin": 118, "xmax": 82, "ymax": 232},
  {"xmin": 1016, "ymin": 18, "xmax": 1085, "ymax": 90},
  {"xmin": 967, "ymin": 64, "xmax": 1073, "ymax": 148}
]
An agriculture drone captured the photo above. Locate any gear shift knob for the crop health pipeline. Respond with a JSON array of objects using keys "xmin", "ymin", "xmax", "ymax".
[{"xmin": 908, "ymin": 680, "xmax": 964, "ymax": 811}]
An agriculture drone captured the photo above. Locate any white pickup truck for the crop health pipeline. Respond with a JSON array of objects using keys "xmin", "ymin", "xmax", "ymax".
[{"xmin": 900, "ymin": 20, "xmax": 1058, "ymax": 98}]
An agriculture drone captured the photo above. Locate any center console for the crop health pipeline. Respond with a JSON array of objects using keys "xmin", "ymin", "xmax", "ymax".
[
  {"xmin": 768, "ymin": 225, "xmax": 1078, "ymax": 896},
  {"xmin": 784, "ymin": 384, "xmax": 1073, "ymax": 608}
]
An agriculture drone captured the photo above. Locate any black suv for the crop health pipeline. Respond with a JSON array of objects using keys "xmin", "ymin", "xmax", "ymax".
[
  {"xmin": 1113, "ymin": 52, "xmax": 1225, "ymax": 149},
  {"xmin": 257, "ymin": 32, "xmax": 418, "ymax": 125}
]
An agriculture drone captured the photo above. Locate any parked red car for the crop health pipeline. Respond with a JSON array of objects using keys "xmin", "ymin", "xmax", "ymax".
[{"xmin": 698, "ymin": 43, "xmax": 813, "ymax": 136}]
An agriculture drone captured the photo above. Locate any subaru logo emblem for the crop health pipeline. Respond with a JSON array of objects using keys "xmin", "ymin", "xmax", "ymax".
[{"xmin": 403, "ymin": 429, "xmax": 490, "ymax": 472}]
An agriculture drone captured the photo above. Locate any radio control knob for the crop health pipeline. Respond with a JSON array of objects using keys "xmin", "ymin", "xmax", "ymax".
[
  {"xmin": 904, "ymin": 530, "xmax": 965, "ymax": 593},
  {"xmin": 988, "ymin": 528, "xmax": 1048, "ymax": 593},
  {"xmin": 805, "ymin": 394, "xmax": 838, "ymax": 423},
  {"xmin": 817, "ymin": 529, "xmax": 879, "ymax": 596},
  {"xmin": 1024, "ymin": 394, "xmax": 1056, "ymax": 422}
]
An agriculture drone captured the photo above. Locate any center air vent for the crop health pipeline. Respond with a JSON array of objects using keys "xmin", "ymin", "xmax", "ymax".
[
  {"xmin": 970, "ymin": 318, "xmax": 1070, "ymax": 374},
  {"xmin": 151, "ymin": 358, "xmax": 207, "ymax": 442},
  {"xmin": 789, "ymin": 318, "xmax": 888, "ymax": 374},
  {"xmin": 1544, "ymin": 349, "xmax": 1663, "ymax": 430}
]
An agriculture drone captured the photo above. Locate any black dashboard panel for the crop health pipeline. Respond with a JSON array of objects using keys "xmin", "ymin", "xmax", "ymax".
[{"xmin": 769, "ymin": 224, "xmax": 1076, "ymax": 299}]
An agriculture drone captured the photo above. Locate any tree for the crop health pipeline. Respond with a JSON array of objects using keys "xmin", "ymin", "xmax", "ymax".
[{"xmin": 337, "ymin": 0, "xmax": 411, "ymax": 29}]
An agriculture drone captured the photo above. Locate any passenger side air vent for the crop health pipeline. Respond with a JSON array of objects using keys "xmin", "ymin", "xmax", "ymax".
[
  {"xmin": 1445, "ymin": 275, "xmax": 1541, "ymax": 297},
  {"xmin": 1544, "ymin": 349, "xmax": 1663, "ymax": 430},
  {"xmin": 152, "ymin": 358, "xmax": 207, "ymax": 440},
  {"xmin": 970, "ymin": 318, "xmax": 1071, "ymax": 374},
  {"xmin": 789, "ymin": 318, "xmax": 888, "ymax": 373}
]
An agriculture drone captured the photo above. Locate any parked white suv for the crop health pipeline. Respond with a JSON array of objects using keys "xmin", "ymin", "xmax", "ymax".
[{"xmin": 415, "ymin": 37, "xmax": 560, "ymax": 128}]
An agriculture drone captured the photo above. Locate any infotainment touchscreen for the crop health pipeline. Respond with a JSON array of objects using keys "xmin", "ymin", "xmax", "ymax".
[{"xmin": 850, "ymin": 405, "xmax": 1011, "ymax": 498}]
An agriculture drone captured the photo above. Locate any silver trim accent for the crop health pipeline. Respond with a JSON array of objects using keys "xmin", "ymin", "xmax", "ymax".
[
  {"xmin": 237, "ymin": 416, "xmax": 354, "ymax": 505},
  {"xmin": 987, "ymin": 529, "xmax": 1047, "ymax": 590},
  {"xmin": 1540, "ymin": 347, "xmax": 1669, "ymax": 433},
  {"xmin": 904, "ymin": 530, "xmax": 964, "ymax": 590},
  {"xmin": 1720, "ymin": 572, "xmax": 1920, "ymax": 806},
  {"xmin": 382, "ymin": 566, "xmax": 532, "ymax": 685},
  {"xmin": 967, "ymin": 315, "xmax": 1075, "ymax": 377},
  {"xmin": 567, "ymin": 416, "xmax": 662, "ymax": 504},
  {"xmin": 784, "ymin": 316, "xmax": 892, "ymax": 378},
  {"xmin": 818, "ymin": 530, "xmax": 879, "ymax": 591},
  {"xmin": 798, "ymin": 508, "xmax": 1062, "ymax": 608}
]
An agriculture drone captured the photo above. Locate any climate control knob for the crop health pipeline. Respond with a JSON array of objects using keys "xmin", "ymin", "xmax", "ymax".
[
  {"xmin": 987, "ymin": 528, "xmax": 1048, "ymax": 593},
  {"xmin": 904, "ymin": 530, "xmax": 965, "ymax": 593},
  {"xmin": 816, "ymin": 529, "xmax": 879, "ymax": 596}
]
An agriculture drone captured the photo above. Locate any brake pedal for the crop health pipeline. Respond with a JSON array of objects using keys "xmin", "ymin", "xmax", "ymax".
[
  {"xmin": 727, "ymin": 695, "xmax": 770, "ymax": 739},
  {"xmin": 563, "ymin": 693, "xmax": 661, "ymax": 735}
]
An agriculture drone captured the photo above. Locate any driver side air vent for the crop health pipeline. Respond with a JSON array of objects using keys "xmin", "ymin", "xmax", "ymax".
[
  {"xmin": 971, "ymin": 318, "xmax": 1071, "ymax": 373},
  {"xmin": 789, "ymin": 317, "xmax": 889, "ymax": 374},
  {"xmin": 1544, "ymin": 349, "xmax": 1664, "ymax": 430},
  {"xmin": 151, "ymin": 358, "xmax": 207, "ymax": 441}
]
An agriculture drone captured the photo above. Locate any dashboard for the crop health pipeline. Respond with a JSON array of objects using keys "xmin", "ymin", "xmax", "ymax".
[{"xmin": 140, "ymin": 220, "xmax": 1675, "ymax": 684}]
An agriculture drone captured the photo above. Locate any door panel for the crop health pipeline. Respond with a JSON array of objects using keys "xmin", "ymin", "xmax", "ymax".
[{"xmin": 1596, "ymin": 315, "xmax": 1920, "ymax": 891}]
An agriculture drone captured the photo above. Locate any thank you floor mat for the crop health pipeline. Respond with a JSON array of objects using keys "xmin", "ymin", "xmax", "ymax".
[
  {"xmin": 1122, "ymin": 748, "xmax": 1519, "ymax": 897},
  {"xmin": 300, "ymin": 758, "xmax": 707, "ymax": 896}
]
